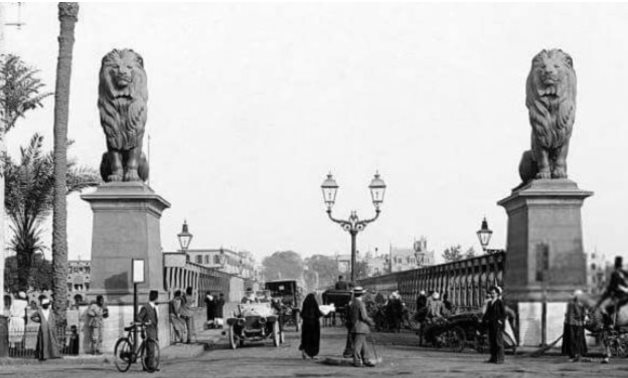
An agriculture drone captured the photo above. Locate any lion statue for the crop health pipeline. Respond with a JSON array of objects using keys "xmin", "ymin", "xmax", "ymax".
[
  {"xmin": 518, "ymin": 49, "xmax": 576, "ymax": 184},
  {"xmin": 98, "ymin": 48, "xmax": 149, "ymax": 182}
]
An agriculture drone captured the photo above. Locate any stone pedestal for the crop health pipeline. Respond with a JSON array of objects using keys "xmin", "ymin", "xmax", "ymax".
[
  {"xmin": 498, "ymin": 178, "xmax": 592, "ymax": 345},
  {"xmin": 81, "ymin": 182, "xmax": 171, "ymax": 351}
]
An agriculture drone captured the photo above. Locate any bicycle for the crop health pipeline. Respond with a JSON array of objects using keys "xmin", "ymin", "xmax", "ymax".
[{"xmin": 114, "ymin": 322, "xmax": 161, "ymax": 373}]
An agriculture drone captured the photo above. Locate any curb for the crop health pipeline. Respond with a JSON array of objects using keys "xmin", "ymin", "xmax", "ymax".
[{"xmin": 0, "ymin": 338, "xmax": 220, "ymax": 366}]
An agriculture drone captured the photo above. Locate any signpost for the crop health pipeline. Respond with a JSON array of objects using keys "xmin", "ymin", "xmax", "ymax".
[
  {"xmin": 536, "ymin": 243, "xmax": 550, "ymax": 347},
  {"xmin": 132, "ymin": 258, "xmax": 145, "ymax": 351}
]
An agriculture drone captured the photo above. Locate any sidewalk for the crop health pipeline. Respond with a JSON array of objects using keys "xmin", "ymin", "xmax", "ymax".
[{"xmin": 0, "ymin": 328, "xmax": 224, "ymax": 366}]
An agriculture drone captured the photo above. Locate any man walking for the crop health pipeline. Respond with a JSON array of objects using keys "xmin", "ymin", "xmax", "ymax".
[
  {"xmin": 349, "ymin": 286, "xmax": 376, "ymax": 367},
  {"xmin": 86, "ymin": 295, "xmax": 108, "ymax": 354},
  {"xmin": 137, "ymin": 290, "xmax": 160, "ymax": 372}
]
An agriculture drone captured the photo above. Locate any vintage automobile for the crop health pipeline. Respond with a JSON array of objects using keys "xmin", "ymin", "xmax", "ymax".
[
  {"xmin": 226, "ymin": 302, "xmax": 281, "ymax": 349},
  {"xmin": 264, "ymin": 280, "xmax": 303, "ymax": 331}
]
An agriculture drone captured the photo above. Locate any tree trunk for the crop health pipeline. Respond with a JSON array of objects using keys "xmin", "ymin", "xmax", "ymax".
[
  {"xmin": 16, "ymin": 251, "xmax": 33, "ymax": 292},
  {"xmin": 52, "ymin": 2, "xmax": 78, "ymax": 326}
]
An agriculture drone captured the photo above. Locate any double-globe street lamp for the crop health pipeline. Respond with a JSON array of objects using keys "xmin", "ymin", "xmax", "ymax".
[{"xmin": 321, "ymin": 172, "xmax": 386, "ymax": 283}]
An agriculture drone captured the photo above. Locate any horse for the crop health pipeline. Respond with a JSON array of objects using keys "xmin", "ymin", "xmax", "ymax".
[{"xmin": 581, "ymin": 294, "xmax": 628, "ymax": 360}]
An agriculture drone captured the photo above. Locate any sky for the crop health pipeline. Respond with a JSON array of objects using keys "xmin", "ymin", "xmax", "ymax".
[{"xmin": 3, "ymin": 2, "xmax": 628, "ymax": 265}]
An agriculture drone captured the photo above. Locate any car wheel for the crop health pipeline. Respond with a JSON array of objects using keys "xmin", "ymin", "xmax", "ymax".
[
  {"xmin": 272, "ymin": 321, "xmax": 280, "ymax": 347},
  {"xmin": 228, "ymin": 325, "xmax": 237, "ymax": 349}
]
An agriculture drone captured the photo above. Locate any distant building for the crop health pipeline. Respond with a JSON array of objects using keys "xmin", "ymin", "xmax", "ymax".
[
  {"xmin": 67, "ymin": 260, "xmax": 91, "ymax": 302},
  {"xmin": 389, "ymin": 237, "xmax": 435, "ymax": 273},
  {"xmin": 586, "ymin": 251, "xmax": 608, "ymax": 294},
  {"xmin": 364, "ymin": 249, "xmax": 389, "ymax": 277},
  {"xmin": 335, "ymin": 254, "xmax": 351, "ymax": 275},
  {"xmin": 185, "ymin": 248, "xmax": 257, "ymax": 279}
]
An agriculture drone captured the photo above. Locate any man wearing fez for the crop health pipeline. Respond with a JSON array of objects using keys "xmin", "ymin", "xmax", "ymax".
[
  {"xmin": 138, "ymin": 290, "xmax": 160, "ymax": 372},
  {"xmin": 31, "ymin": 297, "xmax": 61, "ymax": 361},
  {"xmin": 349, "ymin": 286, "xmax": 376, "ymax": 367},
  {"xmin": 86, "ymin": 295, "xmax": 109, "ymax": 354},
  {"xmin": 596, "ymin": 256, "xmax": 628, "ymax": 327}
]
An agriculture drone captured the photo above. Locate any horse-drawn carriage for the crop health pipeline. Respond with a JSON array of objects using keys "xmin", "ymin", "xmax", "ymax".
[
  {"xmin": 264, "ymin": 280, "xmax": 303, "ymax": 331},
  {"xmin": 420, "ymin": 312, "xmax": 517, "ymax": 354},
  {"xmin": 321, "ymin": 289, "xmax": 352, "ymax": 326}
]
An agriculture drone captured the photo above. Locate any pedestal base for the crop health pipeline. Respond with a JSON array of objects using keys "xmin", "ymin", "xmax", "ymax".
[
  {"xmin": 498, "ymin": 179, "xmax": 592, "ymax": 302},
  {"xmin": 81, "ymin": 182, "xmax": 171, "ymax": 352},
  {"xmin": 499, "ymin": 179, "xmax": 592, "ymax": 346}
]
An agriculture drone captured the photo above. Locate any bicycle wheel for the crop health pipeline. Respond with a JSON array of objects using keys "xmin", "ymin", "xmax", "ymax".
[
  {"xmin": 113, "ymin": 338, "xmax": 133, "ymax": 373},
  {"xmin": 140, "ymin": 339, "xmax": 161, "ymax": 373}
]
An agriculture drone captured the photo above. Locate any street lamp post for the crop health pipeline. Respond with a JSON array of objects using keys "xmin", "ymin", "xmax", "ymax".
[
  {"xmin": 177, "ymin": 220, "xmax": 193, "ymax": 263},
  {"xmin": 321, "ymin": 172, "xmax": 386, "ymax": 283},
  {"xmin": 476, "ymin": 217, "xmax": 504, "ymax": 254}
]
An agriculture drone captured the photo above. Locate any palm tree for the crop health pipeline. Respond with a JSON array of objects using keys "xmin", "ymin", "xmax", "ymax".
[
  {"xmin": 52, "ymin": 2, "xmax": 79, "ymax": 324},
  {"xmin": 4, "ymin": 133, "xmax": 98, "ymax": 292},
  {"xmin": 0, "ymin": 54, "xmax": 53, "ymax": 311}
]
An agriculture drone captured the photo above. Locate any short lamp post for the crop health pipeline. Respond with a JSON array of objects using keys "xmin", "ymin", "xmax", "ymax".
[
  {"xmin": 476, "ymin": 217, "xmax": 504, "ymax": 254},
  {"xmin": 321, "ymin": 172, "xmax": 386, "ymax": 283},
  {"xmin": 177, "ymin": 220, "xmax": 193, "ymax": 254}
]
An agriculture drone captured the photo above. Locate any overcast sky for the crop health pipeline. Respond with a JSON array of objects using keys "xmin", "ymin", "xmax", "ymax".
[{"xmin": 4, "ymin": 2, "xmax": 628, "ymax": 265}]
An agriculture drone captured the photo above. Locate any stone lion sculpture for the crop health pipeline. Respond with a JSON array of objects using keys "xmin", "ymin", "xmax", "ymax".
[
  {"xmin": 98, "ymin": 48, "xmax": 149, "ymax": 182},
  {"xmin": 518, "ymin": 49, "xmax": 576, "ymax": 184}
]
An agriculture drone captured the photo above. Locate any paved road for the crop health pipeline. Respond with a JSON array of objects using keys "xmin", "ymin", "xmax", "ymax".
[{"xmin": 1, "ymin": 327, "xmax": 627, "ymax": 377}]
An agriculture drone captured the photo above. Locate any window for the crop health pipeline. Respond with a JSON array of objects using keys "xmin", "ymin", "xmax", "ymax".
[
  {"xmin": 196, "ymin": 255, "xmax": 202, "ymax": 264},
  {"xmin": 205, "ymin": 255, "xmax": 210, "ymax": 264},
  {"xmin": 214, "ymin": 255, "xmax": 221, "ymax": 264}
]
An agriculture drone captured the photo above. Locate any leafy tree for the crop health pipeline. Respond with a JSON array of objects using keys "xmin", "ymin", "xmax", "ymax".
[
  {"xmin": 304, "ymin": 254, "xmax": 339, "ymax": 289},
  {"xmin": 4, "ymin": 253, "xmax": 53, "ymax": 294},
  {"xmin": 442, "ymin": 245, "xmax": 464, "ymax": 263},
  {"xmin": 4, "ymin": 133, "xmax": 99, "ymax": 291},
  {"xmin": 52, "ymin": 2, "xmax": 79, "ymax": 325},
  {"xmin": 465, "ymin": 247, "xmax": 476, "ymax": 259},
  {"xmin": 0, "ymin": 54, "xmax": 53, "ymax": 132},
  {"xmin": 0, "ymin": 53, "xmax": 53, "ymax": 312},
  {"xmin": 262, "ymin": 251, "xmax": 304, "ymax": 281}
]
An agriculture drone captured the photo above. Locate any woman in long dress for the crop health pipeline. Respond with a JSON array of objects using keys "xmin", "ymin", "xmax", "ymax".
[
  {"xmin": 299, "ymin": 293, "xmax": 323, "ymax": 359},
  {"xmin": 8, "ymin": 291, "xmax": 28, "ymax": 347},
  {"xmin": 30, "ymin": 297, "xmax": 60, "ymax": 360}
]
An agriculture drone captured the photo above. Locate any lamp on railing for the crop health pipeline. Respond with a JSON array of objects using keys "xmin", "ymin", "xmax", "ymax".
[
  {"xmin": 476, "ymin": 217, "xmax": 504, "ymax": 254},
  {"xmin": 177, "ymin": 220, "xmax": 193, "ymax": 252}
]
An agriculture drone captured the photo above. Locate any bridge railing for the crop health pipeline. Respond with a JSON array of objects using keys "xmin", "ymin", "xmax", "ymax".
[
  {"xmin": 358, "ymin": 251, "xmax": 505, "ymax": 313},
  {"xmin": 163, "ymin": 252, "xmax": 240, "ymax": 305}
]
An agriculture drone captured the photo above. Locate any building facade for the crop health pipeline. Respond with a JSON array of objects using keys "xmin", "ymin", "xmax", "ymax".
[
  {"xmin": 389, "ymin": 237, "xmax": 435, "ymax": 273},
  {"xmin": 586, "ymin": 250, "xmax": 608, "ymax": 294},
  {"xmin": 185, "ymin": 248, "xmax": 258, "ymax": 280},
  {"xmin": 67, "ymin": 260, "xmax": 91, "ymax": 303}
]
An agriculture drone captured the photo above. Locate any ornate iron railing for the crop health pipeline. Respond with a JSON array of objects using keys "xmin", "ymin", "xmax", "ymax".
[{"xmin": 358, "ymin": 251, "xmax": 505, "ymax": 313}]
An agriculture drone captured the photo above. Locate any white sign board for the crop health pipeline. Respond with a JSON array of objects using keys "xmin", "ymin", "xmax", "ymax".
[{"xmin": 132, "ymin": 259, "xmax": 145, "ymax": 283}]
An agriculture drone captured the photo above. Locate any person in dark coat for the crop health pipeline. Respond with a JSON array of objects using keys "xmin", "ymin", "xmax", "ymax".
[
  {"xmin": 137, "ymin": 290, "xmax": 160, "ymax": 371},
  {"xmin": 482, "ymin": 286, "xmax": 505, "ymax": 364},
  {"xmin": 335, "ymin": 275, "xmax": 350, "ymax": 290},
  {"xmin": 595, "ymin": 256, "xmax": 628, "ymax": 326},
  {"xmin": 204, "ymin": 291, "xmax": 216, "ymax": 328},
  {"xmin": 349, "ymin": 287, "xmax": 376, "ymax": 367},
  {"xmin": 31, "ymin": 297, "xmax": 60, "ymax": 361},
  {"xmin": 299, "ymin": 293, "xmax": 324, "ymax": 359},
  {"xmin": 562, "ymin": 290, "xmax": 588, "ymax": 361},
  {"xmin": 215, "ymin": 293, "xmax": 225, "ymax": 328}
]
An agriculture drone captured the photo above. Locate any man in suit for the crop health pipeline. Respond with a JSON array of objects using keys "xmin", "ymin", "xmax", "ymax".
[
  {"xmin": 137, "ymin": 290, "xmax": 160, "ymax": 371},
  {"xmin": 335, "ymin": 275, "xmax": 350, "ymax": 290},
  {"xmin": 482, "ymin": 286, "xmax": 505, "ymax": 364},
  {"xmin": 349, "ymin": 286, "xmax": 376, "ymax": 367}
]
